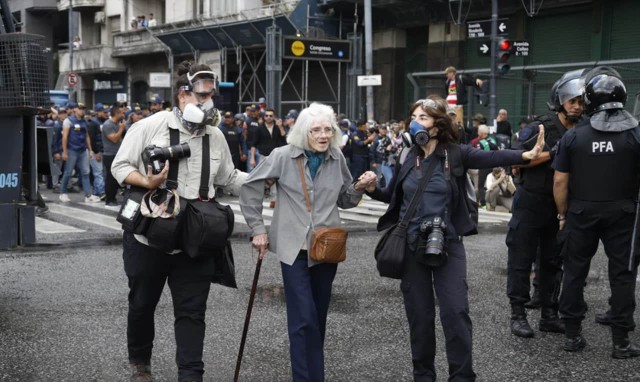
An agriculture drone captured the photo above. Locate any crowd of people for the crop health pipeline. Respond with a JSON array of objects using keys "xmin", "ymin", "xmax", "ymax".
[{"xmin": 34, "ymin": 62, "xmax": 640, "ymax": 382}]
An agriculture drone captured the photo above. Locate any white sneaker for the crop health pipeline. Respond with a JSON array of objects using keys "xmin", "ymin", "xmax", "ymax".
[
  {"xmin": 84, "ymin": 195, "xmax": 101, "ymax": 203},
  {"xmin": 59, "ymin": 193, "xmax": 71, "ymax": 203}
]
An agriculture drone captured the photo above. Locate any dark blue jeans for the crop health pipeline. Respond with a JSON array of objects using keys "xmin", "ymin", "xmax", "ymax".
[
  {"xmin": 281, "ymin": 251, "xmax": 337, "ymax": 382},
  {"xmin": 122, "ymin": 231, "xmax": 216, "ymax": 382},
  {"xmin": 401, "ymin": 240, "xmax": 476, "ymax": 382}
]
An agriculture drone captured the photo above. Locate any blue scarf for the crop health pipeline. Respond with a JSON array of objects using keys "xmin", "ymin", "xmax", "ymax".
[{"xmin": 305, "ymin": 150, "xmax": 324, "ymax": 180}]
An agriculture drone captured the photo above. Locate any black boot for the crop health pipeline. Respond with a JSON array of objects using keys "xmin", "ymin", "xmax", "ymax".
[
  {"xmin": 524, "ymin": 288, "xmax": 542, "ymax": 309},
  {"xmin": 595, "ymin": 311, "xmax": 612, "ymax": 326},
  {"xmin": 612, "ymin": 341, "xmax": 640, "ymax": 359},
  {"xmin": 612, "ymin": 330, "xmax": 640, "ymax": 359},
  {"xmin": 564, "ymin": 335, "xmax": 587, "ymax": 352},
  {"xmin": 539, "ymin": 307, "xmax": 565, "ymax": 333},
  {"xmin": 510, "ymin": 305, "xmax": 534, "ymax": 338}
]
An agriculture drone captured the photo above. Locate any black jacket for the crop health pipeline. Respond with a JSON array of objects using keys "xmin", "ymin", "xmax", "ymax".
[
  {"xmin": 88, "ymin": 117, "xmax": 105, "ymax": 153},
  {"xmin": 370, "ymin": 144, "xmax": 527, "ymax": 236},
  {"xmin": 444, "ymin": 73, "xmax": 480, "ymax": 106},
  {"xmin": 250, "ymin": 124, "xmax": 286, "ymax": 156}
]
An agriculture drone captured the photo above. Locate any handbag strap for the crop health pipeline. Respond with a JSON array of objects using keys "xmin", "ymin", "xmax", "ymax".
[
  {"xmin": 297, "ymin": 157, "xmax": 317, "ymax": 231},
  {"xmin": 399, "ymin": 152, "xmax": 439, "ymax": 228},
  {"xmin": 297, "ymin": 158, "xmax": 311, "ymax": 213}
]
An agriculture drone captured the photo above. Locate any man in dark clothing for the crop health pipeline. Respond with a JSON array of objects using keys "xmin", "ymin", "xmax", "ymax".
[
  {"xmin": 553, "ymin": 67, "xmax": 640, "ymax": 358},
  {"xmin": 218, "ymin": 111, "xmax": 247, "ymax": 170},
  {"xmin": 506, "ymin": 69, "xmax": 586, "ymax": 338},
  {"xmin": 349, "ymin": 120, "xmax": 376, "ymax": 180},
  {"xmin": 496, "ymin": 109, "xmax": 513, "ymax": 137},
  {"xmin": 249, "ymin": 108, "xmax": 286, "ymax": 165},
  {"xmin": 101, "ymin": 105, "xmax": 126, "ymax": 207},
  {"xmin": 245, "ymin": 105, "xmax": 262, "ymax": 171}
]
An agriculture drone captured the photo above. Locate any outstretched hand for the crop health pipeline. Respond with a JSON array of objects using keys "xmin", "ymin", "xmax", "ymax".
[{"xmin": 522, "ymin": 124, "xmax": 545, "ymax": 161}]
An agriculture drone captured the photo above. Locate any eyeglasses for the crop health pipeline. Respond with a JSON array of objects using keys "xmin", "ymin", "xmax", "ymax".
[
  {"xmin": 309, "ymin": 127, "xmax": 334, "ymax": 137},
  {"xmin": 415, "ymin": 98, "xmax": 438, "ymax": 109}
]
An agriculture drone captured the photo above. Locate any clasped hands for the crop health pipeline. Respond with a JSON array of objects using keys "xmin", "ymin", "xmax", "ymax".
[{"xmin": 355, "ymin": 171, "xmax": 377, "ymax": 193}]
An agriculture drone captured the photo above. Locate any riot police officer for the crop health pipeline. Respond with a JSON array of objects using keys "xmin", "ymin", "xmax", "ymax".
[
  {"xmin": 552, "ymin": 67, "xmax": 640, "ymax": 358},
  {"xmin": 506, "ymin": 69, "xmax": 586, "ymax": 338}
]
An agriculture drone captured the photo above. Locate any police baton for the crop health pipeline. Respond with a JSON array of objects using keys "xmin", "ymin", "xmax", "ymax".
[
  {"xmin": 628, "ymin": 188, "xmax": 640, "ymax": 272},
  {"xmin": 234, "ymin": 250, "xmax": 264, "ymax": 382}
]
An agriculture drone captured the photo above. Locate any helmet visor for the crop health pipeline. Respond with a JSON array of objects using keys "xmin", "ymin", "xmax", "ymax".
[{"xmin": 557, "ymin": 78, "xmax": 584, "ymax": 105}]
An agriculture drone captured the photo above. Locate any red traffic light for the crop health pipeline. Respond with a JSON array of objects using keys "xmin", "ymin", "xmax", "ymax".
[{"xmin": 498, "ymin": 39, "xmax": 512, "ymax": 51}]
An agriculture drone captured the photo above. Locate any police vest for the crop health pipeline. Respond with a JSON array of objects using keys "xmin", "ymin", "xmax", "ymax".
[
  {"xmin": 569, "ymin": 124, "xmax": 640, "ymax": 202},
  {"xmin": 520, "ymin": 113, "xmax": 567, "ymax": 195},
  {"xmin": 221, "ymin": 124, "xmax": 241, "ymax": 157},
  {"xmin": 67, "ymin": 115, "xmax": 88, "ymax": 151}
]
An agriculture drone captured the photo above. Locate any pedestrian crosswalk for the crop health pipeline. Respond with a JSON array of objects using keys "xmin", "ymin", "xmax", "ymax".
[{"xmin": 35, "ymin": 196, "xmax": 512, "ymax": 234}]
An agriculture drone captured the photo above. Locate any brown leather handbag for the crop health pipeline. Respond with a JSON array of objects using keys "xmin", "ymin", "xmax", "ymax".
[{"xmin": 297, "ymin": 159, "xmax": 348, "ymax": 263}]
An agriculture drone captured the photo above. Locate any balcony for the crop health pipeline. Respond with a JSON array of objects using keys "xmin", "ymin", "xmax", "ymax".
[
  {"xmin": 112, "ymin": 29, "xmax": 166, "ymax": 58},
  {"xmin": 57, "ymin": 0, "xmax": 105, "ymax": 11},
  {"xmin": 59, "ymin": 45, "xmax": 125, "ymax": 73}
]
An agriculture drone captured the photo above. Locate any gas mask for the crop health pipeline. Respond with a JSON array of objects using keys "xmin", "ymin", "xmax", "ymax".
[
  {"xmin": 175, "ymin": 104, "xmax": 206, "ymax": 134},
  {"xmin": 409, "ymin": 120, "xmax": 433, "ymax": 146}
]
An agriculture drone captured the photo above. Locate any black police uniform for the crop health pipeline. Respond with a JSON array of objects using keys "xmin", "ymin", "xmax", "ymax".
[
  {"xmin": 506, "ymin": 113, "xmax": 566, "ymax": 334},
  {"xmin": 553, "ymin": 118, "xmax": 640, "ymax": 346},
  {"xmin": 218, "ymin": 122, "xmax": 245, "ymax": 170}
]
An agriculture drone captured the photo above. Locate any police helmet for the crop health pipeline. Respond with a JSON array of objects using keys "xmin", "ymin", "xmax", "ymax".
[
  {"xmin": 583, "ymin": 66, "xmax": 627, "ymax": 115},
  {"xmin": 547, "ymin": 69, "xmax": 587, "ymax": 112}
]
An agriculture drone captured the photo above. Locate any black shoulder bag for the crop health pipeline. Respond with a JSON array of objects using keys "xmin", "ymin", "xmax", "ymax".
[
  {"xmin": 181, "ymin": 135, "xmax": 235, "ymax": 259},
  {"xmin": 374, "ymin": 156, "xmax": 439, "ymax": 279}
]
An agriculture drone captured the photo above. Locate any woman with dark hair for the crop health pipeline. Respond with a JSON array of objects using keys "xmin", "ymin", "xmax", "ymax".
[
  {"xmin": 368, "ymin": 95, "xmax": 545, "ymax": 381},
  {"xmin": 112, "ymin": 61, "xmax": 246, "ymax": 382}
]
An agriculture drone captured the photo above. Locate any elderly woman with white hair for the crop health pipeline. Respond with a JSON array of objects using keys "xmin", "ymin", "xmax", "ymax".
[{"xmin": 240, "ymin": 102, "xmax": 376, "ymax": 381}]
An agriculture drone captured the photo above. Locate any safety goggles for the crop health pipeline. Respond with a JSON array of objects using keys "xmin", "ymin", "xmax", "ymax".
[
  {"xmin": 187, "ymin": 71, "xmax": 216, "ymax": 92},
  {"xmin": 415, "ymin": 98, "xmax": 438, "ymax": 109}
]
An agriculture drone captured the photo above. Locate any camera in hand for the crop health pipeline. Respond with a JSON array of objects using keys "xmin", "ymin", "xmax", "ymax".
[
  {"xmin": 418, "ymin": 217, "xmax": 448, "ymax": 267},
  {"xmin": 141, "ymin": 142, "xmax": 191, "ymax": 174}
]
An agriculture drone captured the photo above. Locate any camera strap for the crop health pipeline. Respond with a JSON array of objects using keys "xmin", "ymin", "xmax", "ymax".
[
  {"xmin": 166, "ymin": 128, "xmax": 180, "ymax": 190},
  {"xmin": 399, "ymin": 154, "xmax": 439, "ymax": 229},
  {"xmin": 199, "ymin": 135, "xmax": 210, "ymax": 200}
]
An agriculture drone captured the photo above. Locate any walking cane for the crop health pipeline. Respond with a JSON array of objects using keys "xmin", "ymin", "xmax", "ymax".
[{"xmin": 234, "ymin": 249, "xmax": 265, "ymax": 382}]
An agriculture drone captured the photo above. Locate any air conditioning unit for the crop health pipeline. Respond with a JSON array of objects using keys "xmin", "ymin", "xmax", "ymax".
[{"xmin": 94, "ymin": 11, "xmax": 106, "ymax": 24}]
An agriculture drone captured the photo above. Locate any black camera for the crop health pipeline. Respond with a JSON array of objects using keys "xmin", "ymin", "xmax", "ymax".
[
  {"xmin": 419, "ymin": 217, "xmax": 448, "ymax": 265},
  {"xmin": 141, "ymin": 142, "xmax": 191, "ymax": 174}
]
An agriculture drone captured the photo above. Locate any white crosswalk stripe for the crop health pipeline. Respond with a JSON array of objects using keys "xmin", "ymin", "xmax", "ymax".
[{"xmin": 37, "ymin": 197, "xmax": 511, "ymax": 234}]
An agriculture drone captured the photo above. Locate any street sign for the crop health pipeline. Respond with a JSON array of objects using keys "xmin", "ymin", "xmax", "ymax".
[
  {"xmin": 357, "ymin": 75, "xmax": 382, "ymax": 87},
  {"xmin": 478, "ymin": 43, "xmax": 490, "ymax": 56},
  {"xmin": 149, "ymin": 72, "xmax": 171, "ymax": 88},
  {"xmin": 283, "ymin": 36, "xmax": 351, "ymax": 62},
  {"xmin": 467, "ymin": 19, "xmax": 510, "ymax": 39},
  {"xmin": 512, "ymin": 41, "xmax": 530, "ymax": 57},
  {"xmin": 66, "ymin": 72, "xmax": 78, "ymax": 87}
]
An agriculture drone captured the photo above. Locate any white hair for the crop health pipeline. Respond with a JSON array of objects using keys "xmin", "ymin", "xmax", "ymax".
[
  {"xmin": 286, "ymin": 103, "xmax": 342, "ymax": 150},
  {"xmin": 478, "ymin": 124, "xmax": 490, "ymax": 135},
  {"xmin": 498, "ymin": 109, "xmax": 508, "ymax": 114}
]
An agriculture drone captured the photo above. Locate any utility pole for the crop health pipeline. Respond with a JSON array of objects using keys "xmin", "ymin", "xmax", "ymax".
[
  {"xmin": 488, "ymin": 0, "xmax": 497, "ymax": 126},
  {"xmin": 68, "ymin": 0, "xmax": 74, "ymax": 101},
  {"xmin": 364, "ymin": 0, "xmax": 374, "ymax": 121}
]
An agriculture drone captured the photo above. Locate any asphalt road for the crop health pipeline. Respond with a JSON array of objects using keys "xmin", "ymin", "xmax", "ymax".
[{"xmin": 1, "ymin": 221, "xmax": 639, "ymax": 381}]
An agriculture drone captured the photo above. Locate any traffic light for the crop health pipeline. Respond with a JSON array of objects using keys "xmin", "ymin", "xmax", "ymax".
[{"xmin": 495, "ymin": 38, "xmax": 512, "ymax": 76}]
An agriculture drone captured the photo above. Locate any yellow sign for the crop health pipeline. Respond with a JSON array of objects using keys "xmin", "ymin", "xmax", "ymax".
[{"xmin": 291, "ymin": 40, "xmax": 305, "ymax": 57}]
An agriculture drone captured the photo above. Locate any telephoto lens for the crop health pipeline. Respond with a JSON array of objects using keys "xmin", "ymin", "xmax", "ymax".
[{"xmin": 141, "ymin": 142, "xmax": 191, "ymax": 174}]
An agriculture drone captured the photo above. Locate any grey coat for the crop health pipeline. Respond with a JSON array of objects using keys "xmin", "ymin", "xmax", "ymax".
[{"xmin": 240, "ymin": 144, "xmax": 364, "ymax": 266}]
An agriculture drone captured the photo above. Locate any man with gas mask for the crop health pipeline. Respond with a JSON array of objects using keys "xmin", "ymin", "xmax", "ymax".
[
  {"xmin": 111, "ymin": 61, "xmax": 247, "ymax": 381},
  {"xmin": 506, "ymin": 69, "xmax": 586, "ymax": 338},
  {"xmin": 552, "ymin": 67, "xmax": 640, "ymax": 358}
]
